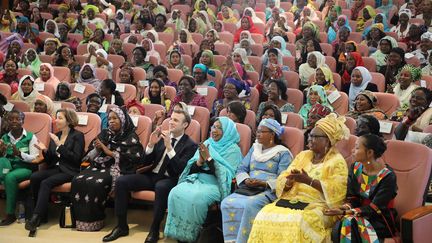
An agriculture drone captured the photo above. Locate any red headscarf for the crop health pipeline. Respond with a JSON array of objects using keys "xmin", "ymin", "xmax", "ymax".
[
  {"xmin": 125, "ymin": 100, "xmax": 146, "ymax": 115},
  {"xmin": 234, "ymin": 16, "xmax": 261, "ymax": 43},
  {"xmin": 342, "ymin": 52, "xmax": 364, "ymax": 84}
]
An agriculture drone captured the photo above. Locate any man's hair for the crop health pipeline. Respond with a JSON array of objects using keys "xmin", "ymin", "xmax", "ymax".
[{"xmin": 173, "ymin": 109, "xmax": 191, "ymax": 128}]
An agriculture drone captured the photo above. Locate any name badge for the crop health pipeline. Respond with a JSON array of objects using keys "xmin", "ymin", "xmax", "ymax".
[
  {"xmin": 116, "ymin": 83, "xmax": 125, "ymax": 92},
  {"xmin": 78, "ymin": 114, "xmax": 89, "ymax": 125},
  {"xmin": 34, "ymin": 82, "xmax": 45, "ymax": 91},
  {"xmin": 139, "ymin": 80, "xmax": 149, "ymax": 87},
  {"xmin": 379, "ymin": 121, "xmax": 393, "ymax": 134},
  {"xmin": 327, "ymin": 91, "xmax": 341, "ymax": 104},
  {"xmin": 281, "ymin": 113, "xmax": 288, "ymax": 124},
  {"xmin": 74, "ymin": 84, "xmax": 86, "ymax": 94},
  {"xmin": 197, "ymin": 87, "xmax": 208, "ymax": 95},
  {"xmin": 187, "ymin": 106, "xmax": 196, "ymax": 116}
]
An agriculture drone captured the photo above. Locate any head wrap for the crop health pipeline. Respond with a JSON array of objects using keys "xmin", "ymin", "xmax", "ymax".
[
  {"xmin": 302, "ymin": 21, "xmax": 319, "ymax": 39},
  {"xmin": 233, "ymin": 48, "xmax": 250, "ymax": 65},
  {"xmin": 44, "ymin": 20, "xmax": 60, "ymax": 38},
  {"xmin": 349, "ymin": 66, "xmax": 372, "ymax": 108},
  {"xmin": 226, "ymin": 78, "xmax": 250, "ymax": 95},
  {"xmin": 179, "ymin": 75, "xmax": 196, "ymax": 89},
  {"xmin": 315, "ymin": 113, "xmax": 350, "ymax": 145},
  {"xmin": 258, "ymin": 118, "xmax": 284, "ymax": 137},
  {"xmin": 399, "ymin": 64, "xmax": 422, "ymax": 82},
  {"xmin": 35, "ymin": 94, "xmax": 55, "ymax": 116},
  {"xmin": 356, "ymin": 90, "xmax": 378, "ymax": 108},
  {"xmin": 314, "ymin": 66, "xmax": 334, "ymax": 91},
  {"xmin": 16, "ymin": 16, "xmax": 29, "ymax": 23},
  {"xmin": 125, "ymin": 100, "xmax": 145, "ymax": 115},
  {"xmin": 95, "ymin": 49, "xmax": 108, "ymax": 59},
  {"xmin": 371, "ymin": 23, "xmax": 384, "ymax": 32},
  {"xmin": 44, "ymin": 38, "xmax": 61, "ymax": 47},
  {"xmin": 193, "ymin": 63, "xmax": 216, "ymax": 77},
  {"xmin": 399, "ymin": 8, "xmax": 412, "ymax": 18},
  {"xmin": 421, "ymin": 31, "xmax": 432, "ymax": 41}
]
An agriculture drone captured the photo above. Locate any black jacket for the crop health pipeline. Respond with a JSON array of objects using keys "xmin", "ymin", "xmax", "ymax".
[{"xmin": 43, "ymin": 128, "xmax": 85, "ymax": 176}]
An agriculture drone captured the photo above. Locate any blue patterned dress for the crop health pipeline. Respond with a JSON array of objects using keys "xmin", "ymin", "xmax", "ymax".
[{"xmin": 221, "ymin": 144, "xmax": 293, "ymax": 243}]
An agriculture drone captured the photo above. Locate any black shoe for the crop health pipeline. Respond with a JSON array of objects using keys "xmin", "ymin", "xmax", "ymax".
[
  {"xmin": 25, "ymin": 214, "xmax": 40, "ymax": 231},
  {"xmin": 0, "ymin": 214, "xmax": 16, "ymax": 226},
  {"xmin": 102, "ymin": 226, "xmax": 129, "ymax": 242},
  {"xmin": 144, "ymin": 231, "xmax": 159, "ymax": 243}
]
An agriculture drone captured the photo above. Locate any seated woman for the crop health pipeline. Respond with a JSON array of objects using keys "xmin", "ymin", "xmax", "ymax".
[
  {"xmin": 389, "ymin": 64, "xmax": 421, "ymax": 112},
  {"xmin": 19, "ymin": 48, "xmax": 42, "ymax": 78},
  {"xmin": 218, "ymin": 6, "xmax": 238, "ymax": 24},
  {"xmin": 118, "ymin": 65, "xmax": 135, "ymax": 86},
  {"xmin": 213, "ymin": 78, "xmax": 250, "ymax": 117},
  {"xmin": 77, "ymin": 63, "xmax": 101, "ymax": 89},
  {"xmin": 164, "ymin": 117, "xmax": 243, "ymax": 242},
  {"xmin": 153, "ymin": 65, "xmax": 177, "ymax": 89},
  {"xmin": 142, "ymin": 38, "xmax": 161, "ymax": 65},
  {"xmin": 53, "ymin": 46, "xmax": 81, "ymax": 83},
  {"xmin": 393, "ymin": 87, "xmax": 432, "ymax": 139},
  {"xmin": 362, "ymin": 13, "xmax": 390, "ymax": 39},
  {"xmin": 257, "ymin": 50, "xmax": 289, "ymax": 101},
  {"xmin": 356, "ymin": 5, "xmax": 376, "ymax": 32},
  {"xmin": 370, "ymin": 36, "xmax": 398, "ymax": 69},
  {"xmin": 33, "ymin": 95, "xmax": 55, "ymax": 117},
  {"xmin": 141, "ymin": 78, "xmax": 171, "ymax": 111},
  {"xmin": 154, "ymin": 14, "xmax": 174, "ymax": 33},
  {"xmin": 303, "ymin": 104, "xmax": 332, "ymax": 149},
  {"xmin": 0, "ymin": 59, "xmax": 20, "ymax": 94},
  {"xmin": 328, "ymin": 15, "xmax": 351, "ymax": 44},
  {"xmin": 221, "ymin": 118, "xmax": 293, "ymax": 243},
  {"xmin": 249, "ymin": 113, "xmax": 350, "ymax": 242},
  {"xmin": 93, "ymin": 49, "xmax": 113, "ymax": 79},
  {"xmin": 234, "ymin": 16, "xmax": 262, "ymax": 44},
  {"xmin": 11, "ymin": 75, "xmax": 40, "ymax": 109},
  {"xmin": 193, "ymin": 64, "xmax": 216, "ymax": 87},
  {"xmin": 361, "ymin": 23, "xmax": 386, "ymax": 54},
  {"xmin": 192, "ymin": 39, "xmax": 220, "ymax": 67},
  {"xmin": 125, "ymin": 100, "xmax": 145, "ymax": 116},
  {"xmin": 256, "ymin": 79, "xmax": 295, "ymax": 122},
  {"xmin": 295, "ymin": 22, "xmax": 320, "ymax": 57},
  {"xmin": 340, "ymin": 52, "xmax": 364, "ymax": 93},
  {"xmin": 348, "ymin": 67, "xmax": 378, "ymax": 109},
  {"xmin": 0, "ymin": 110, "xmax": 39, "ymax": 226},
  {"xmin": 132, "ymin": 47, "xmax": 154, "ymax": 79},
  {"xmin": 54, "ymin": 83, "xmax": 82, "ymax": 112},
  {"xmin": 257, "ymin": 104, "xmax": 283, "ymax": 125},
  {"xmin": 108, "ymin": 39, "xmax": 127, "ymax": 60},
  {"xmin": 168, "ymin": 75, "xmax": 207, "ymax": 116},
  {"xmin": 327, "ymin": 134, "xmax": 397, "ymax": 242},
  {"xmin": 199, "ymin": 50, "xmax": 220, "ymax": 71},
  {"xmin": 71, "ymin": 107, "xmax": 143, "ymax": 231},
  {"xmin": 422, "ymin": 54, "xmax": 432, "ymax": 77},
  {"xmin": 355, "ymin": 115, "xmax": 383, "ymax": 137},
  {"xmin": 312, "ymin": 66, "xmax": 337, "ymax": 92},
  {"xmin": 99, "ymin": 79, "xmax": 125, "ymax": 107},
  {"xmin": 85, "ymin": 93, "xmax": 108, "ymax": 130},
  {"xmin": 34, "ymin": 63, "xmax": 60, "ymax": 90},
  {"xmin": 299, "ymin": 51, "xmax": 327, "ymax": 89},
  {"xmin": 232, "ymin": 48, "xmax": 255, "ymax": 72},
  {"xmin": 299, "ymin": 85, "xmax": 334, "ymax": 127},
  {"xmin": 390, "ymin": 9, "xmax": 412, "ymax": 41},
  {"xmin": 205, "ymin": 29, "xmax": 225, "ymax": 45},
  {"xmin": 167, "ymin": 9, "xmax": 185, "ymax": 30},
  {"xmin": 166, "ymin": 49, "xmax": 190, "ymax": 75},
  {"xmin": 347, "ymin": 91, "xmax": 387, "ymax": 120},
  {"xmin": 233, "ymin": 30, "xmax": 256, "ymax": 50},
  {"xmin": 25, "ymin": 109, "xmax": 85, "ymax": 232},
  {"xmin": 298, "ymin": 38, "xmax": 323, "ymax": 67},
  {"xmin": 379, "ymin": 47, "xmax": 406, "ymax": 89}
]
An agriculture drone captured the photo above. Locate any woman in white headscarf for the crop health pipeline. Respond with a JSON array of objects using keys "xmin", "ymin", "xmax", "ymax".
[
  {"xmin": 348, "ymin": 66, "xmax": 379, "ymax": 109},
  {"xmin": 143, "ymin": 29, "xmax": 162, "ymax": 44},
  {"xmin": 11, "ymin": 75, "xmax": 40, "ymax": 109},
  {"xmin": 232, "ymin": 48, "xmax": 255, "ymax": 72},
  {"xmin": 390, "ymin": 8, "xmax": 412, "ymax": 40},
  {"xmin": 298, "ymin": 51, "xmax": 327, "ymax": 87},
  {"xmin": 167, "ymin": 9, "xmax": 185, "ymax": 31},
  {"xmin": 237, "ymin": 7, "xmax": 264, "ymax": 28},
  {"xmin": 141, "ymin": 38, "xmax": 161, "ymax": 65},
  {"xmin": 44, "ymin": 19, "xmax": 60, "ymax": 38},
  {"xmin": 115, "ymin": 9, "xmax": 131, "ymax": 31},
  {"xmin": 95, "ymin": 49, "xmax": 113, "ymax": 78},
  {"xmin": 233, "ymin": 30, "xmax": 256, "ymax": 49}
]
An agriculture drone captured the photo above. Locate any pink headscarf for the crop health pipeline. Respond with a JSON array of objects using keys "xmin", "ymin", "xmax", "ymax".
[{"xmin": 35, "ymin": 63, "xmax": 60, "ymax": 90}]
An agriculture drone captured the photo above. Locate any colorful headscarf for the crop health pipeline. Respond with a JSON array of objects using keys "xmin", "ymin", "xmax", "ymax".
[
  {"xmin": 314, "ymin": 66, "xmax": 335, "ymax": 91},
  {"xmin": 271, "ymin": 36, "xmax": 292, "ymax": 56},
  {"xmin": 13, "ymin": 75, "xmax": 39, "ymax": 108},
  {"xmin": 299, "ymin": 85, "xmax": 333, "ymax": 126},
  {"xmin": 193, "ymin": 63, "xmax": 216, "ymax": 77},
  {"xmin": 77, "ymin": 63, "xmax": 100, "ymax": 88},
  {"xmin": 370, "ymin": 36, "xmax": 398, "ymax": 67},
  {"xmin": 234, "ymin": 16, "xmax": 261, "ymax": 43},
  {"xmin": 302, "ymin": 21, "xmax": 319, "ymax": 39},
  {"xmin": 398, "ymin": 64, "xmax": 422, "ymax": 82},
  {"xmin": 125, "ymin": 99, "xmax": 145, "ymax": 115},
  {"xmin": 398, "ymin": 8, "xmax": 412, "ymax": 18},
  {"xmin": 315, "ymin": 113, "xmax": 350, "ymax": 145},
  {"xmin": 22, "ymin": 48, "xmax": 42, "ymax": 77},
  {"xmin": 35, "ymin": 63, "xmax": 60, "ymax": 90},
  {"xmin": 226, "ymin": 77, "xmax": 250, "ymax": 96},
  {"xmin": 200, "ymin": 50, "xmax": 219, "ymax": 70},
  {"xmin": 35, "ymin": 94, "xmax": 55, "ymax": 116},
  {"xmin": 259, "ymin": 118, "xmax": 284, "ymax": 137},
  {"xmin": 309, "ymin": 103, "xmax": 332, "ymax": 119},
  {"xmin": 328, "ymin": 15, "xmax": 352, "ymax": 43}
]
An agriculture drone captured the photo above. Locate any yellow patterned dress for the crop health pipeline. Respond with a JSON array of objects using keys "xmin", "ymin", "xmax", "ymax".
[{"xmin": 248, "ymin": 147, "xmax": 348, "ymax": 243}]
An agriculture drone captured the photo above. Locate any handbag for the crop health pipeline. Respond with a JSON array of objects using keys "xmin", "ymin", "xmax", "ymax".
[
  {"xmin": 59, "ymin": 204, "xmax": 76, "ymax": 228},
  {"xmin": 234, "ymin": 185, "xmax": 265, "ymax": 196},
  {"xmin": 275, "ymin": 199, "xmax": 309, "ymax": 210}
]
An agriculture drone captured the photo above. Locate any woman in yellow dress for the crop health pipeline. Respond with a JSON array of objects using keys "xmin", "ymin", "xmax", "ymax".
[{"xmin": 248, "ymin": 113, "xmax": 349, "ymax": 242}]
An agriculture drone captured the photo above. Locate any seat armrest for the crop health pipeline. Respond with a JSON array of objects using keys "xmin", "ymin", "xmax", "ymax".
[{"xmin": 401, "ymin": 206, "xmax": 432, "ymax": 243}]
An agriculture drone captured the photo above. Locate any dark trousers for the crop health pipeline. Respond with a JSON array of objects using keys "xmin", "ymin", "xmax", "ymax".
[
  {"xmin": 115, "ymin": 173, "xmax": 177, "ymax": 232},
  {"xmin": 30, "ymin": 167, "xmax": 73, "ymax": 216}
]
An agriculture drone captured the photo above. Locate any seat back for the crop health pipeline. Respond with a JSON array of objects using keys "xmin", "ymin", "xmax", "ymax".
[
  {"xmin": 167, "ymin": 68, "xmax": 184, "ymax": 84},
  {"xmin": 382, "ymin": 140, "xmax": 432, "ymax": 217},
  {"xmin": 158, "ymin": 32, "xmax": 174, "ymax": 50},
  {"xmin": 95, "ymin": 68, "xmax": 109, "ymax": 81},
  {"xmin": 117, "ymin": 83, "xmax": 137, "ymax": 103},
  {"xmin": 115, "ymin": 67, "xmax": 147, "ymax": 84},
  {"xmin": 370, "ymin": 72, "xmax": 386, "ymax": 92},
  {"xmin": 335, "ymin": 135, "xmax": 357, "ymax": 166},
  {"xmin": 283, "ymin": 71, "xmax": 300, "ymax": 89},
  {"xmin": 107, "ymin": 55, "xmax": 126, "ymax": 78},
  {"xmin": 130, "ymin": 115, "xmax": 152, "ymax": 148},
  {"xmin": 23, "ymin": 112, "xmax": 52, "ymax": 146},
  {"xmin": 236, "ymin": 123, "xmax": 252, "ymax": 156},
  {"xmin": 142, "ymin": 103, "xmax": 165, "ymax": 120},
  {"xmin": 161, "ymin": 118, "xmax": 201, "ymax": 144},
  {"xmin": 53, "ymin": 66, "xmax": 71, "ymax": 83},
  {"xmin": 325, "ymin": 56, "xmax": 337, "ymax": 72},
  {"xmin": 34, "ymin": 82, "xmax": 56, "ymax": 99},
  {"xmin": 9, "ymin": 100, "xmax": 31, "ymax": 112},
  {"xmin": 195, "ymin": 86, "xmax": 218, "ymax": 111},
  {"xmin": 69, "ymin": 83, "xmax": 97, "ymax": 111},
  {"xmin": 247, "ymin": 56, "xmax": 262, "ymax": 75},
  {"xmin": 39, "ymin": 54, "xmax": 54, "ymax": 64},
  {"xmin": 280, "ymin": 127, "xmax": 304, "ymax": 157},
  {"xmin": 363, "ymin": 57, "xmax": 377, "ymax": 72},
  {"xmin": 249, "ymin": 87, "xmax": 260, "ymax": 113},
  {"xmin": 286, "ymin": 88, "xmax": 304, "ymax": 112},
  {"xmin": 75, "ymin": 112, "xmax": 102, "ymax": 151},
  {"xmin": 189, "ymin": 106, "xmax": 210, "ymax": 141},
  {"xmin": 17, "ymin": 68, "xmax": 32, "ymax": 77},
  {"xmin": 423, "ymin": 124, "xmax": 432, "ymax": 133},
  {"xmin": 374, "ymin": 92, "xmax": 400, "ymax": 117},
  {"xmin": 220, "ymin": 108, "xmax": 256, "ymax": 133},
  {"xmin": 345, "ymin": 116, "xmax": 357, "ymax": 135},
  {"xmin": 327, "ymin": 91, "xmax": 349, "ymax": 115},
  {"xmin": 281, "ymin": 112, "xmax": 304, "ymax": 130},
  {"xmin": 0, "ymin": 83, "xmax": 11, "ymax": 99},
  {"xmin": 319, "ymin": 43, "xmax": 333, "ymax": 56},
  {"xmin": 214, "ymin": 42, "xmax": 232, "ymax": 56}
]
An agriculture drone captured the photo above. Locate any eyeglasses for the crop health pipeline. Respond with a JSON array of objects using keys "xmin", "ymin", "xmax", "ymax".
[{"xmin": 309, "ymin": 134, "xmax": 327, "ymax": 139}]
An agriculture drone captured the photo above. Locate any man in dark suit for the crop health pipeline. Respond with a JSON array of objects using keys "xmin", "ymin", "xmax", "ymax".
[{"xmin": 103, "ymin": 108, "xmax": 198, "ymax": 242}]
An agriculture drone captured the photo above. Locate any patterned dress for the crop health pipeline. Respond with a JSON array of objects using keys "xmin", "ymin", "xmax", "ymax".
[
  {"xmin": 336, "ymin": 162, "xmax": 398, "ymax": 242},
  {"xmin": 221, "ymin": 144, "xmax": 292, "ymax": 243}
]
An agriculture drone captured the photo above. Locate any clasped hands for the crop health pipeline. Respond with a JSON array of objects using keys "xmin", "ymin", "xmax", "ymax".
[
  {"xmin": 284, "ymin": 169, "xmax": 313, "ymax": 190},
  {"xmin": 148, "ymin": 127, "xmax": 173, "ymax": 151}
]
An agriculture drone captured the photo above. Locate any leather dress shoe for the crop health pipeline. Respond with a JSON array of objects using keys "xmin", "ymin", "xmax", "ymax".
[
  {"xmin": 102, "ymin": 226, "xmax": 129, "ymax": 242},
  {"xmin": 144, "ymin": 231, "xmax": 159, "ymax": 243},
  {"xmin": 0, "ymin": 214, "xmax": 16, "ymax": 226},
  {"xmin": 25, "ymin": 214, "xmax": 40, "ymax": 231}
]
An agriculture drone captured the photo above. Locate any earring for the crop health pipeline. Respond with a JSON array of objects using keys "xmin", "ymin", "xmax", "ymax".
[{"xmin": 367, "ymin": 161, "xmax": 371, "ymax": 165}]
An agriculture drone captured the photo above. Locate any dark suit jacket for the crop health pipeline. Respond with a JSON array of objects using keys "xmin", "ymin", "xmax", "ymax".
[
  {"xmin": 43, "ymin": 128, "xmax": 85, "ymax": 176},
  {"xmin": 144, "ymin": 134, "xmax": 197, "ymax": 178}
]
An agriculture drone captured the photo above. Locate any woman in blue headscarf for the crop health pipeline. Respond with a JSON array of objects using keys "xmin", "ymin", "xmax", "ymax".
[
  {"xmin": 164, "ymin": 117, "xmax": 243, "ymax": 242},
  {"xmin": 362, "ymin": 13, "xmax": 390, "ymax": 39},
  {"xmin": 328, "ymin": 15, "xmax": 351, "ymax": 44},
  {"xmin": 299, "ymin": 85, "xmax": 334, "ymax": 127}
]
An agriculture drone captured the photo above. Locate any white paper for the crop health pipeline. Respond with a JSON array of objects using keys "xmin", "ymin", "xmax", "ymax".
[
  {"xmin": 116, "ymin": 83, "xmax": 125, "ymax": 92},
  {"xmin": 281, "ymin": 113, "xmax": 288, "ymax": 124},
  {"xmin": 4, "ymin": 102, "xmax": 14, "ymax": 112},
  {"xmin": 420, "ymin": 80, "xmax": 427, "ymax": 88},
  {"xmin": 197, "ymin": 87, "xmax": 208, "ymax": 95},
  {"xmin": 99, "ymin": 104, "xmax": 108, "ymax": 113},
  {"xmin": 131, "ymin": 116, "xmax": 139, "ymax": 127},
  {"xmin": 78, "ymin": 114, "xmax": 89, "ymax": 125},
  {"xmin": 405, "ymin": 53, "xmax": 415, "ymax": 59},
  {"xmin": 53, "ymin": 102, "xmax": 62, "ymax": 111},
  {"xmin": 2, "ymin": 168, "xmax": 10, "ymax": 174},
  {"xmin": 34, "ymin": 82, "xmax": 45, "ymax": 91},
  {"xmin": 187, "ymin": 106, "xmax": 196, "ymax": 116},
  {"xmin": 74, "ymin": 84, "xmax": 86, "ymax": 94},
  {"xmin": 327, "ymin": 91, "xmax": 341, "ymax": 104},
  {"xmin": 139, "ymin": 80, "xmax": 149, "ymax": 87},
  {"xmin": 379, "ymin": 121, "xmax": 393, "ymax": 134},
  {"xmin": 238, "ymin": 90, "xmax": 247, "ymax": 98}
]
